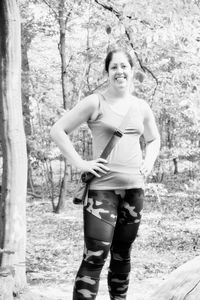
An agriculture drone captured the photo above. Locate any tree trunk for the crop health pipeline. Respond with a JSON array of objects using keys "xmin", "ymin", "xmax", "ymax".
[
  {"xmin": 21, "ymin": 22, "xmax": 34, "ymax": 191},
  {"xmin": 0, "ymin": 0, "xmax": 27, "ymax": 296},
  {"xmin": 150, "ymin": 256, "xmax": 200, "ymax": 299},
  {"xmin": 56, "ymin": 0, "xmax": 69, "ymax": 212},
  {"xmin": 21, "ymin": 29, "xmax": 32, "ymax": 137},
  {"xmin": 59, "ymin": 0, "xmax": 68, "ymax": 110},
  {"xmin": 54, "ymin": 161, "xmax": 69, "ymax": 213},
  {"xmin": 173, "ymin": 157, "xmax": 178, "ymax": 174}
]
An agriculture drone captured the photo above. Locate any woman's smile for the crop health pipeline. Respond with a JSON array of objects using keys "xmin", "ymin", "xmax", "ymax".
[
  {"xmin": 114, "ymin": 73, "xmax": 128, "ymax": 88},
  {"xmin": 115, "ymin": 74, "xmax": 127, "ymax": 80}
]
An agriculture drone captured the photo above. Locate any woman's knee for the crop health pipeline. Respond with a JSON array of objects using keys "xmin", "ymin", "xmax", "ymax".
[
  {"xmin": 83, "ymin": 236, "xmax": 111, "ymax": 266},
  {"xmin": 77, "ymin": 237, "xmax": 111, "ymax": 279},
  {"xmin": 109, "ymin": 242, "xmax": 132, "ymax": 273}
]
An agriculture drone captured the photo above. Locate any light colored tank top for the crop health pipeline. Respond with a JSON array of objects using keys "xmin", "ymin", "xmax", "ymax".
[{"xmin": 87, "ymin": 94, "xmax": 145, "ymax": 190}]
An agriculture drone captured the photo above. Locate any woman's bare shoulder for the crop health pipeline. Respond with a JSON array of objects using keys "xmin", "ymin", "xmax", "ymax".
[
  {"xmin": 133, "ymin": 96, "xmax": 151, "ymax": 110},
  {"xmin": 131, "ymin": 96, "xmax": 153, "ymax": 121},
  {"xmin": 81, "ymin": 93, "xmax": 100, "ymax": 109},
  {"xmin": 132, "ymin": 95, "xmax": 148, "ymax": 106},
  {"xmin": 80, "ymin": 93, "xmax": 101, "ymax": 121}
]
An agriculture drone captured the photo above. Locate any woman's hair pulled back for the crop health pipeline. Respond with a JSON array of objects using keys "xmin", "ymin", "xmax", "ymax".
[{"xmin": 104, "ymin": 49, "xmax": 134, "ymax": 73}]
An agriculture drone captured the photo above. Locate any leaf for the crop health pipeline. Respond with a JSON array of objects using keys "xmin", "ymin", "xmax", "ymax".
[
  {"xmin": 105, "ymin": 25, "xmax": 112, "ymax": 35},
  {"xmin": 135, "ymin": 71, "xmax": 145, "ymax": 82}
]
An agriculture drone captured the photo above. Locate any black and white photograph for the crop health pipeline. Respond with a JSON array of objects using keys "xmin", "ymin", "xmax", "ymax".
[{"xmin": 0, "ymin": 0, "xmax": 200, "ymax": 299}]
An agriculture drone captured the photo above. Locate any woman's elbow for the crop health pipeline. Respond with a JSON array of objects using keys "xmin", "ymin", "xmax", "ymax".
[
  {"xmin": 50, "ymin": 123, "xmax": 68, "ymax": 142},
  {"xmin": 153, "ymin": 134, "xmax": 161, "ymax": 147},
  {"xmin": 146, "ymin": 134, "xmax": 160, "ymax": 145},
  {"xmin": 157, "ymin": 133, "xmax": 161, "ymax": 144}
]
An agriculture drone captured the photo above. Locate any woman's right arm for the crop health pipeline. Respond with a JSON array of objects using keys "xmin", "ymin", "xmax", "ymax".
[{"xmin": 50, "ymin": 94, "xmax": 109, "ymax": 178}]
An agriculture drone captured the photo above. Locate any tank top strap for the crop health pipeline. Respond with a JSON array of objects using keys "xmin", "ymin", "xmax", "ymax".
[
  {"xmin": 96, "ymin": 93, "xmax": 107, "ymax": 116},
  {"xmin": 132, "ymin": 96, "xmax": 142, "ymax": 114}
]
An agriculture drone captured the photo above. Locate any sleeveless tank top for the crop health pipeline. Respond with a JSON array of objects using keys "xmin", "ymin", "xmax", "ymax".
[{"xmin": 87, "ymin": 94, "xmax": 145, "ymax": 190}]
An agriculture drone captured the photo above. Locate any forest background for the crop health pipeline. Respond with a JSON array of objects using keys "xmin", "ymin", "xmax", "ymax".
[{"xmin": 1, "ymin": 0, "xmax": 200, "ymax": 299}]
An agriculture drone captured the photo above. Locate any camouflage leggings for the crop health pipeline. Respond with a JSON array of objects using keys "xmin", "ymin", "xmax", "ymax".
[{"xmin": 73, "ymin": 188, "xmax": 144, "ymax": 300}]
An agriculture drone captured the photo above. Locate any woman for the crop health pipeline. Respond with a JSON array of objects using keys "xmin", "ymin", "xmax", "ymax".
[{"xmin": 51, "ymin": 49, "xmax": 160, "ymax": 300}]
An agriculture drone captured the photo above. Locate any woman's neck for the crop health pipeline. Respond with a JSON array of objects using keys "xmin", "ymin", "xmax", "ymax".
[{"xmin": 105, "ymin": 87, "xmax": 132, "ymax": 102}]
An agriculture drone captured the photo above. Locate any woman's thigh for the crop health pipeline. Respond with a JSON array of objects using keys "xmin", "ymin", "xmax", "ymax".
[
  {"xmin": 83, "ymin": 189, "xmax": 120, "ymax": 241},
  {"xmin": 83, "ymin": 188, "xmax": 144, "ymax": 242},
  {"xmin": 113, "ymin": 188, "xmax": 144, "ymax": 243}
]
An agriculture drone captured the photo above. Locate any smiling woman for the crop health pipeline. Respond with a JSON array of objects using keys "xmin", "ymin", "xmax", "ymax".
[
  {"xmin": 105, "ymin": 50, "xmax": 134, "ymax": 96},
  {"xmin": 50, "ymin": 48, "xmax": 160, "ymax": 299}
]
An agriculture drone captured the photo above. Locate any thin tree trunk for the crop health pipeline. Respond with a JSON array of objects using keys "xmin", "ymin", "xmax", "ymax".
[
  {"xmin": 59, "ymin": 0, "xmax": 68, "ymax": 110},
  {"xmin": 173, "ymin": 157, "xmax": 178, "ymax": 174},
  {"xmin": 0, "ymin": 0, "xmax": 27, "ymax": 295},
  {"xmin": 21, "ymin": 25, "xmax": 34, "ymax": 191},
  {"xmin": 55, "ymin": 161, "xmax": 69, "ymax": 213},
  {"xmin": 56, "ymin": 0, "xmax": 70, "ymax": 212},
  {"xmin": 21, "ymin": 31, "xmax": 32, "ymax": 137}
]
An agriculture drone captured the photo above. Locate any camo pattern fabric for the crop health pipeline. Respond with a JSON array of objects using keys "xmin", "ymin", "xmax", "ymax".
[
  {"xmin": 85, "ymin": 189, "xmax": 143, "ymax": 226},
  {"xmin": 73, "ymin": 188, "xmax": 144, "ymax": 300},
  {"xmin": 108, "ymin": 271, "xmax": 130, "ymax": 300},
  {"xmin": 85, "ymin": 190, "xmax": 119, "ymax": 226}
]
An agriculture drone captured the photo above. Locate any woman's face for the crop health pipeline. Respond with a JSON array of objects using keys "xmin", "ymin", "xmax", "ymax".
[{"xmin": 107, "ymin": 52, "xmax": 133, "ymax": 92}]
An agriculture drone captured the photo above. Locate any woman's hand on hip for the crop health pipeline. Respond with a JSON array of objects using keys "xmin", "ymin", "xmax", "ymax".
[
  {"xmin": 79, "ymin": 158, "xmax": 110, "ymax": 177},
  {"xmin": 140, "ymin": 161, "xmax": 153, "ymax": 178}
]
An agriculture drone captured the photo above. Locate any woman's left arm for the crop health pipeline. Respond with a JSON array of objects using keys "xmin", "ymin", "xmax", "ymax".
[{"xmin": 140, "ymin": 101, "xmax": 160, "ymax": 177}]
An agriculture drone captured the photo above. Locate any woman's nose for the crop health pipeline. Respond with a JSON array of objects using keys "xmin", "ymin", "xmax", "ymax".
[{"xmin": 116, "ymin": 66, "xmax": 123, "ymax": 72}]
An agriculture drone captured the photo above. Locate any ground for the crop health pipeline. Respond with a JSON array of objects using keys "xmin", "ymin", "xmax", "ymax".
[{"xmin": 26, "ymin": 174, "xmax": 200, "ymax": 300}]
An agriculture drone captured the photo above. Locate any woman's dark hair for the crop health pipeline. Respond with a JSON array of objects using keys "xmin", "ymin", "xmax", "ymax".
[{"xmin": 105, "ymin": 49, "xmax": 134, "ymax": 73}]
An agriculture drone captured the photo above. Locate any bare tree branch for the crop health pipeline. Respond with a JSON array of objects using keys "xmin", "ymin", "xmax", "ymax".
[
  {"xmin": 89, "ymin": 80, "xmax": 108, "ymax": 94},
  {"xmin": 94, "ymin": 0, "xmax": 121, "ymax": 17},
  {"xmin": 94, "ymin": 0, "xmax": 153, "ymax": 28},
  {"xmin": 41, "ymin": 0, "xmax": 58, "ymax": 19},
  {"xmin": 65, "ymin": 9, "xmax": 73, "ymax": 28},
  {"xmin": 125, "ymin": 30, "xmax": 159, "ymax": 96}
]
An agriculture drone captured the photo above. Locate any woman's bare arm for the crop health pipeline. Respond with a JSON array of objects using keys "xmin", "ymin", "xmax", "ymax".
[
  {"xmin": 140, "ymin": 100, "xmax": 160, "ymax": 176},
  {"xmin": 50, "ymin": 94, "xmax": 109, "ymax": 177}
]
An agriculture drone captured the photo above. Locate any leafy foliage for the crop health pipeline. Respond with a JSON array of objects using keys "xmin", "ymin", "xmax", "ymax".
[{"xmin": 18, "ymin": 0, "xmax": 200, "ymax": 194}]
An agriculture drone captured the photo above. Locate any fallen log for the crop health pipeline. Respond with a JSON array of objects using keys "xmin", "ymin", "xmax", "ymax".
[{"xmin": 149, "ymin": 256, "xmax": 200, "ymax": 300}]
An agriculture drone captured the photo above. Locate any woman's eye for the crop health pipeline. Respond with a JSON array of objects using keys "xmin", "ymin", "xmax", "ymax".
[{"xmin": 110, "ymin": 64, "xmax": 128, "ymax": 70}]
